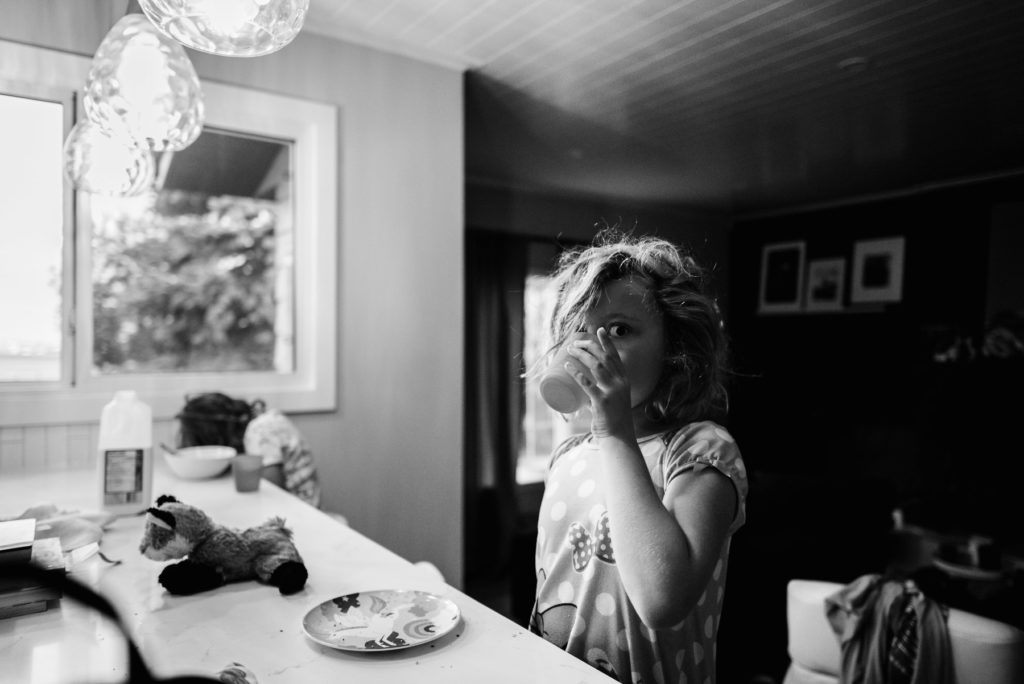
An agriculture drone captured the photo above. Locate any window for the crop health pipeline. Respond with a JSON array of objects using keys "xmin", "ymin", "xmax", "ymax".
[
  {"xmin": 0, "ymin": 87, "xmax": 68, "ymax": 384},
  {"xmin": 517, "ymin": 246, "xmax": 589, "ymax": 484},
  {"xmin": 0, "ymin": 41, "xmax": 337, "ymax": 426},
  {"xmin": 86, "ymin": 129, "xmax": 295, "ymax": 376}
]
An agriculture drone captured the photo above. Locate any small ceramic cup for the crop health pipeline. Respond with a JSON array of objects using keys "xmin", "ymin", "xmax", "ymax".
[{"xmin": 539, "ymin": 332, "xmax": 595, "ymax": 413}]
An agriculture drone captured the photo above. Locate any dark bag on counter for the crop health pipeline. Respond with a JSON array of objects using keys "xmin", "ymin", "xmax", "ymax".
[{"xmin": 175, "ymin": 392, "xmax": 261, "ymax": 454}]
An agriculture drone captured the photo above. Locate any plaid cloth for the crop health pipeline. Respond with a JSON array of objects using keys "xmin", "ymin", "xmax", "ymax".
[
  {"xmin": 826, "ymin": 574, "xmax": 954, "ymax": 684},
  {"xmin": 887, "ymin": 585, "xmax": 918, "ymax": 684},
  {"xmin": 887, "ymin": 580, "xmax": 952, "ymax": 684}
]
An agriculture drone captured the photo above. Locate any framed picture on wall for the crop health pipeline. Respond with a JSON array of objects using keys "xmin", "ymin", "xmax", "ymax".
[
  {"xmin": 851, "ymin": 236, "xmax": 905, "ymax": 303},
  {"xmin": 804, "ymin": 258, "xmax": 846, "ymax": 312},
  {"xmin": 758, "ymin": 241, "xmax": 805, "ymax": 314}
]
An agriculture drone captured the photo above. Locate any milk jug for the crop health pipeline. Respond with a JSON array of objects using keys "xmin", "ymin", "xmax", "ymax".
[{"xmin": 97, "ymin": 390, "xmax": 153, "ymax": 514}]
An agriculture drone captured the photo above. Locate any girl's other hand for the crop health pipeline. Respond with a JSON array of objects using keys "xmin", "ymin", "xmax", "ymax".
[{"xmin": 566, "ymin": 327, "xmax": 633, "ymax": 438}]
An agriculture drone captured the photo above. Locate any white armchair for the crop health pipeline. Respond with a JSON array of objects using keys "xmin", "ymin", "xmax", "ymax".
[{"xmin": 784, "ymin": 579, "xmax": 1024, "ymax": 684}]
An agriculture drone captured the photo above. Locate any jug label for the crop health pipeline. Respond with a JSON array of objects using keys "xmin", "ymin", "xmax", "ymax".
[{"xmin": 103, "ymin": 449, "xmax": 143, "ymax": 503}]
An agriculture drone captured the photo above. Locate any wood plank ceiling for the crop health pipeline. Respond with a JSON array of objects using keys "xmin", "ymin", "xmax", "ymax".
[{"xmin": 305, "ymin": 0, "xmax": 1024, "ymax": 213}]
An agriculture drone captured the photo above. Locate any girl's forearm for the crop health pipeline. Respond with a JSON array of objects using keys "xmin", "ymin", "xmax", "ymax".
[{"xmin": 597, "ymin": 434, "xmax": 696, "ymax": 628}]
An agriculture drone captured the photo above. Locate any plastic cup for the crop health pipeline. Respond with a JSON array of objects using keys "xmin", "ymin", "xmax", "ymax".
[
  {"xmin": 539, "ymin": 334, "xmax": 593, "ymax": 413},
  {"xmin": 232, "ymin": 454, "xmax": 263, "ymax": 493}
]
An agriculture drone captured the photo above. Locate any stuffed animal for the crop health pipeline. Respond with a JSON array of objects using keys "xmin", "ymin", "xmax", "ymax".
[{"xmin": 139, "ymin": 495, "xmax": 307, "ymax": 595}]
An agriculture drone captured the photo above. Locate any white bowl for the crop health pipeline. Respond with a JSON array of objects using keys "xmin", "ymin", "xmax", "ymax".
[{"xmin": 163, "ymin": 445, "xmax": 236, "ymax": 480}]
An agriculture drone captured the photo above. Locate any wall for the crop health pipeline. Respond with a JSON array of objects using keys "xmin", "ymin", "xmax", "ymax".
[
  {"xmin": 718, "ymin": 176, "xmax": 1024, "ymax": 683},
  {"xmin": 0, "ymin": 1, "xmax": 465, "ymax": 586},
  {"xmin": 727, "ymin": 178, "xmax": 1023, "ymax": 500}
]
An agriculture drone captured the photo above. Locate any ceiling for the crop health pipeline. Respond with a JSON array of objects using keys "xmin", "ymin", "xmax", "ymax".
[{"xmin": 304, "ymin": 0, "xmax": 1024, "ymax": 214}]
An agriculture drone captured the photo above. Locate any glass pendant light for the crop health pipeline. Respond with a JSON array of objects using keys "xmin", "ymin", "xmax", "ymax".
[
  {"xmin": 63, "ymin": 120, "xmax": 155, "ymax": 196},
  {"xmin": 84, "ymin": 14, "xmax": 204, "ymax": 152},
  {"xmin": 138, "ymin": 0, "xmax": 309, "ymax": 57}
]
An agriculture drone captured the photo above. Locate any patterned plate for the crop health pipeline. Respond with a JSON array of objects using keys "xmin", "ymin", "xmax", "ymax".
[{"xmin": 302, "ymin": 589, "xmax": 461, "ymax": 651}]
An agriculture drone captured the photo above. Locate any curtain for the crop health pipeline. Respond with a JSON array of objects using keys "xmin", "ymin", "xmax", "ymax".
[{"xmin": 464, "ymin": 230, "xmax": 527, "ymax": 582}]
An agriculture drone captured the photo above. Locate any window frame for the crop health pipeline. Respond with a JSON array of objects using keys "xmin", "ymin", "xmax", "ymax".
[{"xmin": 0, "ymin": 40, "xmax": 338, "ymax": 426}]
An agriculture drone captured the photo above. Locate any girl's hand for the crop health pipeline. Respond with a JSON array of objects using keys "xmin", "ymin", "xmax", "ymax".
[{"xmin": 565, "ymin": 327, "xmax": 634, "ymax": 439}]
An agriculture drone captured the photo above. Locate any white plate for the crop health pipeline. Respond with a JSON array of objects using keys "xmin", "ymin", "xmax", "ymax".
[
  {"xmin": 302, "ymin": 589, "xmax": 461, "ymax": 651},
  {"xmin": 933, "ymin": 557, "xmax": 1003, "ymax": 581}
]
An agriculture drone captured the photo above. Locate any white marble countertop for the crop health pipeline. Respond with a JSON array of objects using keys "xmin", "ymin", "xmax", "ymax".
[{"xmin": 0, "ymin": 462, "xmax": 602, "ymax": 684}]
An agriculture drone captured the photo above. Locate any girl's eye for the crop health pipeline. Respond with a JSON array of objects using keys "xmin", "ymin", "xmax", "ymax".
[{"xmin": 608, "ymin": 324, "xmax": 630, "ymax": 338}]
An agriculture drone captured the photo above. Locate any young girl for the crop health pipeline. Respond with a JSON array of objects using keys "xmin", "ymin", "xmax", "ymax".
[{"xmin": 529, "ymin": 231, "xmax": 747, "ymax": 684}]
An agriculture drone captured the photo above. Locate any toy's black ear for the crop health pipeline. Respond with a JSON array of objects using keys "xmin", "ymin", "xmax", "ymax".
[
  {"xmin": 146, "ymin": 507, "xmax": 176, "ymax": 530},
  {"xmin": 156, "ymin": 494, "xmax": 179, "ymax": 506}
]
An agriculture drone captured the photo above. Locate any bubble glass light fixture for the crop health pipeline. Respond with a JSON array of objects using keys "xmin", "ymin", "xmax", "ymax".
[
  {"xmin": 63, "ymin": 120, "xmax": 155, "ymax": 196},
  {"xmin": 84, "ymin": 14, "xmax": 204, "ymax": 152},
  {"xmin": 139, "ymin": 0, "xmax": 309, "ymax": 57}
]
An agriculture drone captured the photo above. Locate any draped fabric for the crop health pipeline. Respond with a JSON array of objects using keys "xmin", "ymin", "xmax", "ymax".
[
  {"xmin": 464, "ymin": 230, "xmax": 527, "ymax": 581},
  {"xmin": 825, "ymin": 574, "xmax": 954, "ymax": 684}
]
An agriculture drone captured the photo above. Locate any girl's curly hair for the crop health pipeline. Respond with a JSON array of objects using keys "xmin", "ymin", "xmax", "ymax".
[{"xmin": 546, "ymin": 229, "xmax": 730, "ymax": 427}]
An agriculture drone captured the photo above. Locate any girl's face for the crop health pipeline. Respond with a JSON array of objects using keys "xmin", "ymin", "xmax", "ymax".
[{"xmin": 581, "ymin": 278, "xmax": 665, "ymax": 408}]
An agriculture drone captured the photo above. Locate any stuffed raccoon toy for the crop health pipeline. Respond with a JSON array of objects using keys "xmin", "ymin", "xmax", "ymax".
[{"xmin": 139, "ymin": 495, "xmax": 307, "ymax": 595}]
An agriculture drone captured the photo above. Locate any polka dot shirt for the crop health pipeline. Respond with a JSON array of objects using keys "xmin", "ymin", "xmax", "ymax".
[{"xmin": 530, "ymin": 421, "xmax": 748, "ymax": 684}]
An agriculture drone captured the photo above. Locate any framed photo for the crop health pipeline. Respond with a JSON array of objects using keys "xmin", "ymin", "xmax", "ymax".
[
  {"xmin": 851, "ymin": 236, "xmax": 905, "ymax": 303},
  {"xmin": 804, "ymin": 258, "xmax": 846, "ymax": 312},
  {"xmin": 758, "ymin": 241, "xmax": 805, "ymax": 314}
]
